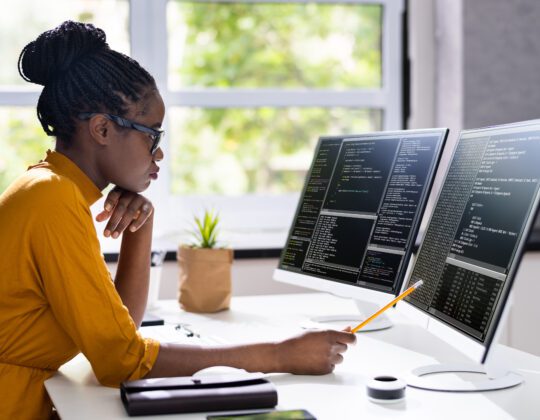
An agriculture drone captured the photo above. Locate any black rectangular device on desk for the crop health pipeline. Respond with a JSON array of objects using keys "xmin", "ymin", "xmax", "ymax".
[
  {"xmin": 140, "ymin": 313, "xmax": 164, "ymax": 326},
  {"xmin": 120, "ymin": 375, "xmax": 278, "ymax": 416}
]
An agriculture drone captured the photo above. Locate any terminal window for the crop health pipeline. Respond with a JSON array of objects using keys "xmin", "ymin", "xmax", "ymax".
[
  {"xmin": 280, "ymin": 133, "xmax": 443, "ymax": 294},
  {"xmin": 406, "ymin": 130, "xmax": 540, "ymax": 342}
]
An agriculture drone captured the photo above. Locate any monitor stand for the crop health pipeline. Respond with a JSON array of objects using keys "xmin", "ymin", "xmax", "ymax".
[
  {"xmin": 307, "ymin": 299, "xmax": 393, "ymax": 332},
  {"xmin": 407, "ymin": 351, "xmax": 523, "ymax": 392}
]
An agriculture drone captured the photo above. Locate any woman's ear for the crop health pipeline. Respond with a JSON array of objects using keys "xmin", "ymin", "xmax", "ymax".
[{"xmin": 87, "ymin": 114, "xmax": 110, "ymax": 147}]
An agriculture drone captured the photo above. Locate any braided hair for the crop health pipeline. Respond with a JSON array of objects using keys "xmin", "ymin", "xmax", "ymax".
[{"xmin": 18, "ymin": 20, "xmax": 156, "ymax": 144}]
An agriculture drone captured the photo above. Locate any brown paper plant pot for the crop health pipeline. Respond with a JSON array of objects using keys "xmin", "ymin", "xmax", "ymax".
[{"xmin": 177, "ymin": 245, "xmax": 233, "ymax": 313}]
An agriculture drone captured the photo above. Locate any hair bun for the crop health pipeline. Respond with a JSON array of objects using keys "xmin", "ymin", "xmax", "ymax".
[{"xmin": 18, "ymin": 20, "xmax": 108, "ymax": 86}]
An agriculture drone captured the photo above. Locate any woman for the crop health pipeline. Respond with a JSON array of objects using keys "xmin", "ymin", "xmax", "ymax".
[{"xmin": 0, "ymin": 21, "xmax": 355, "ymax": 419}]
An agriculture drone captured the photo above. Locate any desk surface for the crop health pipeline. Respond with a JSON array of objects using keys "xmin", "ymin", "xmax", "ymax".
[{"xmin": 46, "ymin": 293, "xmax": 540, "ymax": 420}]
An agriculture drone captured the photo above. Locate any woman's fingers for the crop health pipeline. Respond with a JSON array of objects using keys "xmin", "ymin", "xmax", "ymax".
[
  {"xmin": 95, "ymin": 187, "xmax": 123, "ymax": 223},
  {"xmin": 332, "ymin": 342, "xmax": 348, "ymax": 354},
  {"xmin": 104, "ymin": 187, "xmax": 123, "ymax": 211},
  {"xmin": 104, "ymin": 199, "xmax": 129, "ymax": 237},
  {"xmin": 278, "ymin": 329, "xmax": 356, "ymax": 375},
  {"xmin": 107, "ymin": 198, "xmax": 139, "ymax": 237},
  {"xmin": 100, "ymin": 189, "xmax": 153, "ymax": 238},
  {"xmin": 111, "ymin": 198, "xmax": 153, "ymax": 237},
  {"xmin": 127, "ymin": 202, "xmax": 153, "ymax": 232},
  {"xmin": 331, "ymin": 330, "xmax": 357, "ymax": 345},
  {"xmin": 330, "ymin": 353, "xmax": 344, "ymax": 365}
]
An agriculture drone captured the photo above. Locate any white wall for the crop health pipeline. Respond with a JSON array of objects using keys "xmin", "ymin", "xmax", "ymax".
[
  {"xmin": 409, "ymin": 0, "xmax": 540, "ymax": 131},
  {"xmin": 106, "ymin": 258, "xmax": 310, "ymax": 300}
]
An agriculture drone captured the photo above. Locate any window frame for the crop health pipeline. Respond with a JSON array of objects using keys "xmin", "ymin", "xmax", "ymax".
[
  {"xmin": 0, "ymin": 0, "xmax": 404, "ymax": 244},
  {"xmin": 132, "ymin": 0, "xmax": 404, "ymax": 239}
]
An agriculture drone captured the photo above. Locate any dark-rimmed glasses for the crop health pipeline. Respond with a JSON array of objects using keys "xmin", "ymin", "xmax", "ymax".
[{"xmin": 78, "ymin": 112, "xmax": 164, "ymax": 155}]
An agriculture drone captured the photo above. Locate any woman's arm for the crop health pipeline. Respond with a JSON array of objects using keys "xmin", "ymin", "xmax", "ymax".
[
  {"xmin": 114, "ymin": 216, "xmax": 153, "ymax": 326},
  {"xmin": 146, "ymin": 329, "xmax": 356, "ymax": 377},
  {"xmin": 96, "ymin": 187, "xmax": 155, "ymax": 327},
  {"xmin": 94, "ymin": 189, "xmax": 356, "ymax": 377}
]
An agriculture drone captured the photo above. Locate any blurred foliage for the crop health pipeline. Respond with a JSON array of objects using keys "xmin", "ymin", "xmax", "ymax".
[
  {"xmin": 0, "ymin": 0, "xmax": 129, "ymax": 85},
  {"xmin": 168, "ymin": 2, "xmax": 383, "ymax": 195},
  {"xmin": 1, "ymin": 1, "xmax": 383, "ymax": 196},
  {"xmin": 169, "ymin": 2, "xmax": 381, "ymax": 89},
  {"xmin": 170, "ymin": 107, "xmax": 382, "ymax": 195},
  {"xmin": 0, "ymin": 109, "xmax": 50, "ymax": 192},
  {"xmin": 0, "ymin": 0, "xmax": 128, "ymax": 193}
]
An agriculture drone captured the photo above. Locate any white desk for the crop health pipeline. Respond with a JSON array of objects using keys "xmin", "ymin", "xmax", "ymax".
[{"xmin": 46, "ymin": 293, "xmax": 540, "ymax": 419}]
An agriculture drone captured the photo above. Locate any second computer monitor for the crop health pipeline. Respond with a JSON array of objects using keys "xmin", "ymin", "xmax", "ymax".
[
  {"xmin": 274, "ymin": 129, "xmax": 448, "ymax": 302},
  {"xmin": 402, "ymin": 120, "xmax": 540, "ymax": 363}
]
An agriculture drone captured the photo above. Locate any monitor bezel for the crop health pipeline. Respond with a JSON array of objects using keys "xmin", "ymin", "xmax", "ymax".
[
  {"xmin": 274, "ymin": 128, "xmax": 449, "ymax": 302},
  {"xmin": 398, "ymin": 119, "xmax": 540, "ymax": 364}
]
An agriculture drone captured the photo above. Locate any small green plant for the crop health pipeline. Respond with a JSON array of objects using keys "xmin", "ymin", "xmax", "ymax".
[{"xmin": 190, "ymin": 210, "xmax": 220, "ymax": 248}]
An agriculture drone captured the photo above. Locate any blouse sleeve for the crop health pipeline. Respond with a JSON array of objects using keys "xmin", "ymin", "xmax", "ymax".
[{"xmin": 32, "ymin": 180, "xmax": 160, "ymax": 387}]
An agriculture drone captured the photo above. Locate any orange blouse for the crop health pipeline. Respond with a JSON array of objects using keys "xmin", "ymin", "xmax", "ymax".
[{"xmin": 0, "ymin": 151, "xmax": 160, "ymax": 419}]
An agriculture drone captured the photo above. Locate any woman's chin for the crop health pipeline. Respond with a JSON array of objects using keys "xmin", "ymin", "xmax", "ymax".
[
  {"xmin": 139, "ymin": 179, "xmax": 152, "ymax": 192},
  {"xmin": 115, "ymin": 180, "xmax": 150, "ymax": 193}
]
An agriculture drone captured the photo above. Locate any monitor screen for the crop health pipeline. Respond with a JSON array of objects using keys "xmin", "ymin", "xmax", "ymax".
[
  {"xmin": 278, "ymin": 129, "xmax": 448, "ymax": 296},
  {"xmin": 404, "ymin": 121, "xmax": 540, "ymax": 347}
]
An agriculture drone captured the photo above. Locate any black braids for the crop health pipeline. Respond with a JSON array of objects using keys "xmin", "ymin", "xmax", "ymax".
[
  {"xmin": 69, "ymin": 67, "xmax": 107, "ymax": 115},
  {"xmin": 36, "ymin": 91, "xmax": 54, "ymax": 136},
  {"xmin": 82, "ymin": 56, "xmax": 137, "ymax": 114},
  {"xmin": 94, "ymin": 77, "xmax": 129, "ymax": 115},
  {"xmin": 69, "ymin": 61, "xmax": 103, "ymax": 102},
  {"xmin": 93, "ymin": 58, "xmax": 136, "ymax": 104},
  {"xmin": 17, "ymin": 42, "xmax": 34, "ymax": 83},
  {"xmin": 54, "ymin": 79, "xmax": 74, "ymax": 134},
  {"xmin": 98, "ymin": 54, "xmax": 147, "ymax": 103},
  {"xmin": 55, "ymin": 77, "xmax": 80, "ymax": 139},
  {"xmin": 74, "ymin": 60, "xmax": 122, "ymax": 113},
  {"xmin": 107, "ymin": 52, "xmax": 153, "ymax": 94},
  {"xmin": 66, "ymin": 67, "xmax": 88, "ymax": 107},
  {"xmin": 49, "ymin": 82, "xmax": 71, "ymax": 139},
  {"xmin": 108, "ymin": 50, "xmax": 152, "ymax": 84},
  {"xmin": 18, "ymin": 21, "xmax": 156, "ymax": 144},
  {"xmin": 40, "ymin": 83, "xmax": 61, "ymax": 136}
]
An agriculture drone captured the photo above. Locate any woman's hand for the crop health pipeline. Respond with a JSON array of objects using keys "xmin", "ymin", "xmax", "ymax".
[
  {"xmin": 276, "ymin": 328, "xmax": 356, "ymax": 375},
  {"xmin": 95, "ymin": 186, "xmax": 154, "ymax": 238}
]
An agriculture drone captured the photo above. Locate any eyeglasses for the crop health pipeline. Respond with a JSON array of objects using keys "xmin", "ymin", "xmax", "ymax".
[{"xmin": 78, "ymin": 112, "xmax": 164, "ymax": 155}]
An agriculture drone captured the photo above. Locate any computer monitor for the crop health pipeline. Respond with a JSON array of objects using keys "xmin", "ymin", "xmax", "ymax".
[
  {"xmin": 274, "ymin": 129, "xmax": 448, "ymax": 331},
  {"xmin": 399, "ymin": 119, "xmax": 540, "ymax": 391}
]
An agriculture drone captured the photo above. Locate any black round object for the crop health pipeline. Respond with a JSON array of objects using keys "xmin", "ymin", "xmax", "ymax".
[{"xmin": 366, "ymin": 375, "xmax": 406, "ymax": 402}]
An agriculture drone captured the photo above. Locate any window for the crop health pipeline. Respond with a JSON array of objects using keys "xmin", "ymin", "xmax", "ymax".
[
  {"xmin": 0, "ymin": 108, "xmax": 48, "ymax": 189},
  {"xmin": 1, "ymin": 0, "xmax": 404, "ymax": 246},
  {"xmin": 0, "ymin": 0, "xmax": 129, "ymax": 193},
  {"xmin": 169, "ymin": 107, "xmax": 382, "ymax": 195}
]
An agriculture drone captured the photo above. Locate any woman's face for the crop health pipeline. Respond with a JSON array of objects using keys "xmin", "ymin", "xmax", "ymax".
[{"xmin": 100, "ymin": 88, "xmax": 166, "ymax": 192}]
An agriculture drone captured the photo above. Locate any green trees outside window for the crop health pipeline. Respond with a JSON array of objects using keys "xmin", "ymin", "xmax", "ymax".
[
  {"xmin": 1, "ymin": 1, "xmax": 383, "ymax": 196},
  {"xmin": 167, "ymin": 2, "xmax": 383, "ymax": 195}
]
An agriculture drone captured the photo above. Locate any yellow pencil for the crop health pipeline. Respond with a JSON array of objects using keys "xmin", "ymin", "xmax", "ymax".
[{"xmin": 351, "ymin": 280, "xmax": 424, "ymax": 333}]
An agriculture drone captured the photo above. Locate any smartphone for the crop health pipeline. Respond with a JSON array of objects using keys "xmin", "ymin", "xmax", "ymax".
[
  {"xmin": 140, "ymin": 313, "xmax": 164, "ymax": 327},
  {"xmin": 207, "ymin": 409, "xmax": 316, "ymax": 420}
]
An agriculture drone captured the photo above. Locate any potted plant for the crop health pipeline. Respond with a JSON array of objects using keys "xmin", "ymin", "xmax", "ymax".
[{"xmin": 177, "ymin": 210, "xmax": 233, "ymax": 313}]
